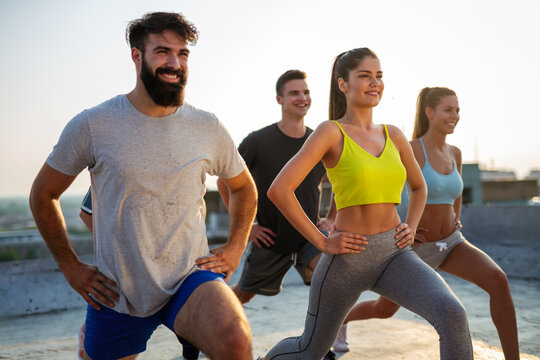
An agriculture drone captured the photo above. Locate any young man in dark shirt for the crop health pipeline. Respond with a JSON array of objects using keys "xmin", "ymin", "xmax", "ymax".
[{"xmin": 218, "ymin": 69, "xmax": 333, "ymax": 305}]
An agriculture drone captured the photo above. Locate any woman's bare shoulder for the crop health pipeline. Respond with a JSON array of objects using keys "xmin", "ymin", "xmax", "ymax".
[{"xmin": 313, "ymin": 120, "xmax": 343, "ymax": 138}]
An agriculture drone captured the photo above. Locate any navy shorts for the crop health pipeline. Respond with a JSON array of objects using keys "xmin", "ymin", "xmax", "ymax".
[{"xmin": 84, "ymin": 270, "xmax": 225, "ymax": 360}]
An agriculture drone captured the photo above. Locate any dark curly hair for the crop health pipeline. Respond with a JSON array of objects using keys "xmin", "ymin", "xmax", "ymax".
[{"xmin": 126, "ymin": 12, "xmax": 198, "ymax": 52}]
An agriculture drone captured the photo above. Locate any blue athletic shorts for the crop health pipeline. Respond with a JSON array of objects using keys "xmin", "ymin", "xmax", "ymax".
[{"xmin": 84, "ymin": 270, "xmax": 225, "ymax": 360}]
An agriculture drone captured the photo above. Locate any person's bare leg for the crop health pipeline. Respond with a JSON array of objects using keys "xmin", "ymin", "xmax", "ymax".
[
  {"xmin": 174, "ymin": 280, "xmax": 252, "ymax": 360},
  {"xmin": 304, "ymin": 253, "xmax": 322, "ymax": 283},
  {"xmin": 231, "ymin": 283, "xmax": 256, "ymax": 304},
  {"xmin": 439, "ymin": 241, "xmax": 520, "ymax": 360},
  {"xmin": 343, "ymin": 296, "xmax": 400, "ymax": 323}
]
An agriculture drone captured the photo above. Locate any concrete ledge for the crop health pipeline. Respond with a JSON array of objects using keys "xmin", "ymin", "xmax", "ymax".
[
  {"xmin": 0, "ymin": 256, "xmax": 93, "ymax": 317},
  {"xmin": 461, "ymin": 205, "xmax": 540, "ymax": 281},
  {"xmin": 397, "ymin": 204, "xmax": 540, "ymax": 281},
  {"xmin": 2, "ymin": 205, "xmax": 539, "ymax": 317}
]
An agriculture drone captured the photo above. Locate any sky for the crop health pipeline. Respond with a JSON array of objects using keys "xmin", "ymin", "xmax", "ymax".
[{"xmin": 1, "ymin": 0, "xmax": 539, "ymax": 197}]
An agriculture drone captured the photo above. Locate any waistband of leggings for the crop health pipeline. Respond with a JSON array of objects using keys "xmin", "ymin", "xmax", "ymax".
[
  {"xmin": 334, "ymin": 224, "xmax": 401, "ymax": 241},
  {"xmin": 429, "ymin": 229, "xmax": 463, "ymax": 243}
]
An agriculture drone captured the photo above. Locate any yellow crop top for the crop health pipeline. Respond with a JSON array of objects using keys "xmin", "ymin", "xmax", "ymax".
[{"xmin": 326, "ymin": 121, "xmax": 407, "ymax": 210}]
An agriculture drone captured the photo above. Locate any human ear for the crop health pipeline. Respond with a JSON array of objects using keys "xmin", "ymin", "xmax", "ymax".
[
  {"xmin": 425, "ymin": 106, "xmax": 434, "ymax": 121},
  {"xmin": 337, "ymin": 78, "xmax": 348, "ymax": 94},
  {"xmin": 131, "ymin": 47, "xmax": 142, "ymax": 65}
]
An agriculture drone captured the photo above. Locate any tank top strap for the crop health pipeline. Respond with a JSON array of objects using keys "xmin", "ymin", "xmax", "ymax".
[
  {"xmin": 382, "ymin": 124, "xmax": 389, "ymax": 138},
  {"xmin": 446, "ymin": 144, "xmax": 458, "ymax": 168},
  {"xmin": 332, "ymin": 120, "xmax": 346, "ymax": 136},
  {"xmin": 419, "ymin": 137, "xmax": 429, "ymax": 162}
]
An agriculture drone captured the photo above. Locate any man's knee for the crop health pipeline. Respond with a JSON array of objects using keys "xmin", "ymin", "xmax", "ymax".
[{"xmin": 213, "ymin": 321, "xmax": 252, "ymax": 359}]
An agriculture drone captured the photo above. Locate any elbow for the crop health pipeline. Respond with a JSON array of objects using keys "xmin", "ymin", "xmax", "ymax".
[
  {"xmin": 28, "ymin": 180, "xmax": 41, "ymax": 216},
  {"xmin": 267, "ymin": 184, "xmax": 279, "ymax": 205},
  {"xmin": 268, "ymin": 177, "xmax": 295, "ymax": 207},
  {"xmin": 251, "ymin": 186, "xmax": 258, "ymax": 206},
  {"xmin": 410, "ymin": 179, "xmax": 427, "ymax": 197},
  {"xmin": 241, "ymin": 178, "xmax": 258, "ymax": 209},
  {"xmin": 416, "ymin": 187, "xmax": 428, "ymax": 204},
  {"xmin": 267, "ymin": 181, "xmax": 284, "ymax": 206}
]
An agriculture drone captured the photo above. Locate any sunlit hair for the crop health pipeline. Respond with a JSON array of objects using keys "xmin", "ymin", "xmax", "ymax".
[
  {"xmin": 329, "ymin": 48, "xmax": 378, "ymax": 120},
  {"xmin": 412, "ymin": 87, "xmax": 457, "ymax": 138},
  {"xmin": 276, "ymin": 70, "xmax": 307, "ymax": 96},
  {"xmin": 126, "ymin": 12, "xmax": 198, "ymax": 52}
]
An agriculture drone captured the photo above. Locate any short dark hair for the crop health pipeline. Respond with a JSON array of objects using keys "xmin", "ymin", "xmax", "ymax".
[
  {"xmin": 276, "ymin": 70, "xmax": 307, "ymax": 96},
  {"xmin": 126, "ymin": 12, "xmax": 198, "ymax": 52}
]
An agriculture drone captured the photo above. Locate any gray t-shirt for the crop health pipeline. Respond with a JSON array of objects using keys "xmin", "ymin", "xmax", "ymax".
[{"xmin": 47, "ymin": 95, "xmax": 245, "ymax": 316}]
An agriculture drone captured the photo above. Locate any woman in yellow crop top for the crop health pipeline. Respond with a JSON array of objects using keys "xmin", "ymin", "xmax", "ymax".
[
  {"xmin": 334, "ymin": 87, "xmax": 520, "ymax": 359},
  {"xmin": 259, "ymin": 49, "xmax": 474, "ymax": 360}
]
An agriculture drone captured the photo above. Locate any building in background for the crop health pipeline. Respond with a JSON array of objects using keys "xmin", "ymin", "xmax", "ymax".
[{"xmin": 463, "ymin": 164, "xmax": 538, "ymax": 204}]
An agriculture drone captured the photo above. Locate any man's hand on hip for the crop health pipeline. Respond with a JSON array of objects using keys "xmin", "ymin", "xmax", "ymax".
[
  {"xmin": 195, "ymin": 243, "xmax": 244, "ymax": 282},
  {"xmin": 64, "ymin": 260, "xmax": 119, "ymax": 310}
]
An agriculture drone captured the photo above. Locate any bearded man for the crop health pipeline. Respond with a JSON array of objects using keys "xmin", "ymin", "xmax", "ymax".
[{"xmin": 29, "ymin": 12, "xmax": 257, "ymax": 360}]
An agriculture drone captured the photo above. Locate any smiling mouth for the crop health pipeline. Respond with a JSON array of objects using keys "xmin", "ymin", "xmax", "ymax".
[{"xmin": 159, "ymin": 73, "xmax": 180, "ymax": 82}]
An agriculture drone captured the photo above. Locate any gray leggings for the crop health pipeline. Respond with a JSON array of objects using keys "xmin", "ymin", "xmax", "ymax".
[{"xmin": 266, "ymin": 227, "xmax": 473, "ymax": 360}]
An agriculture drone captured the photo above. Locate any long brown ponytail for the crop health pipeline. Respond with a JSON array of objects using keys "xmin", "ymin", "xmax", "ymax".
[
  {"xmin": 329, "ymin": 48, "xmax": 378, "ymax": 120},
  {"xmin": 412, "ymin": 87, "xmax": 456, "ymax": 138}
]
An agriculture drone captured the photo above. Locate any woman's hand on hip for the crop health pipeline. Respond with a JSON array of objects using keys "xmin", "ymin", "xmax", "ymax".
[
  {"xmin": 395, "ymin": 223, "xmax": 416, "ymax": 248},
  {"xmin": 323, "ymin": 231, "xmax": 368, "ymax": 254}
]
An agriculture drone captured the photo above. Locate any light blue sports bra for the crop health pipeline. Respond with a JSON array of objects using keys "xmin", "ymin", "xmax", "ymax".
[{"xmin": 419, "ymin": 138, "xmax": 463, "ymax": 205}]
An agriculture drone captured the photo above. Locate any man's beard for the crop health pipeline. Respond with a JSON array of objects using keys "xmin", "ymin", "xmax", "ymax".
[{"xmin": 140, "ymin": 58, "xmax": 187, "ymax": 107}]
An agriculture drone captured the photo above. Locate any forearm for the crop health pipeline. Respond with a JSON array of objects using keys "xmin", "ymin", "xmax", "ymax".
[
  {"xmin": 269, "ymin": 189, "xmax": 326, "ymax": 251},
  {"xmin": 227, "ymin": 183, "xmax": 257, "ymax": 250},
  {"xmin": 79, "ymin": 211, "xmax": 93, "ymax": 232},
  {"xmin": 454, "ymin": 196, "xmax": 462, "ymax": 221},
  {"xmin": 325, "ymin": 192, "xmax": 336, "ymax": 220},
  {"xmin": 404, "ymin": 187, "xmax": 427, "ymax": 230},
  {"xmin": 30, "ymin": 192, "xmax": 80, "ymax": 272}
]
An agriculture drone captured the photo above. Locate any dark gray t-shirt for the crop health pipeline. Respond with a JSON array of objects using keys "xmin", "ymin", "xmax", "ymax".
[
  {"xmin": 47, "ymin": 95, "xmax": 245, "ymax": 316},
  {"xmin": 239, "ymin": 124, "xmax": 326, "ymax": 253}
]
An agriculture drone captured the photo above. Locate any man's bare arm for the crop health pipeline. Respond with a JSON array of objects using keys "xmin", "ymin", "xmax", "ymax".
[
  {"xmin": 80, "ymin": 211, "xmax": 93, "ymax": 232},
  {"xmin": 196, "ymin": 169, "xmax": 257, "ymax": 281},
  {"xmin": 30, "ymin": 163, "xmax": 118, "ymax": 309},
  {"xmin": 216, "ymin": 177, "xmax": 231, "ymax": 211},
  {"xmin": 317, "ymin": 189, "xmax": 336, "ymax": 232}
]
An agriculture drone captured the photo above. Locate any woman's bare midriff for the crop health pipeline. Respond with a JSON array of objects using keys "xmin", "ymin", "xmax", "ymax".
[
  {"xmin": 418, "ymin": 204, "xmax": 457, "ymax": 242},
  {"xmin": 334, "ymin": 203, "xmax": 401, "ymax": 235}
]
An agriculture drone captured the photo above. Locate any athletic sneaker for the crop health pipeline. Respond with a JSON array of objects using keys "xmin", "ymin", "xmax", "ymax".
[
  {"xmin": 332, "ymin": 324, "xmax": 349, "ymax": 352},
  {"xmin": 323, "ymin": 349, "xmax": 337, "ymax": 359},
  {"xmin": 257, "ymin": 349, "xmax": 335, "ymax": 360},
  {"xmin": 78, "ymin": 323, "xmax": 85, "ymax": 360}
]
